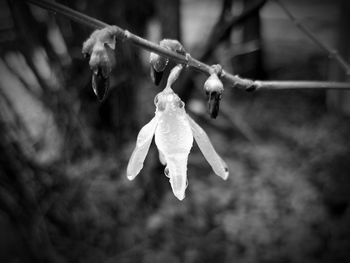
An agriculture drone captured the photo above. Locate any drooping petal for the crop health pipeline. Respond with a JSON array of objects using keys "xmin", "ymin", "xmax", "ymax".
[
  {"xmin": 165, "ymin": 155, "xmax": 189, "ymax": 201},
  {"xmin": 127, "ymin": 116, "xmax": 159, "ymax": 180},
  {"xmin": 187, "ymin": 115, "xmax": 229, "ymax": 180}
]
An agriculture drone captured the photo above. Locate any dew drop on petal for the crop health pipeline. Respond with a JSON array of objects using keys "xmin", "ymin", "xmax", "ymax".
[{"xmin": 164, "ymin": 166, "xmax": 170, "ymax": 178}]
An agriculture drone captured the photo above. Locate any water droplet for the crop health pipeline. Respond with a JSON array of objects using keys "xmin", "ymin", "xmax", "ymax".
[
  {"xmin": 164, "ymin": 166, "xmax": 170, "ymax": 178},
  {"xmin": 177, "ymin": 100, "xmax": 184, "ymax": 108},
  {"xmin": 154, "ymin": 94, "xmax": 159, "ymax": 105}
]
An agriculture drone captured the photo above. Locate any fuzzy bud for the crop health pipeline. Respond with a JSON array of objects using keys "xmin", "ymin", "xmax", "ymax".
[{"xmin": 82, "ymin": 26, "xmax": 118, "ymax": 101}]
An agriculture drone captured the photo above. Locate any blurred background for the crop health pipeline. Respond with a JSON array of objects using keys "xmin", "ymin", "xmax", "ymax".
[{"xmin": 0, "ymin": 0, "xmax": 350, "ymax": 262}]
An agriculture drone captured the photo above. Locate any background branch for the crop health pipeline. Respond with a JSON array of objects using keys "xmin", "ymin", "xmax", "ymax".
[
  {"xmin": 200, "ymin": 0, "xmax": 267, "ymax": 61},
  {"xmin": 275, "ymin": 0, "xmax": 350, "ymax": 76}
]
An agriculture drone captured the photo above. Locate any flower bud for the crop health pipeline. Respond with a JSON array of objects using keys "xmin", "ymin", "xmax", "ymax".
[
  {"xmin": 92, "ymin": 67, "xmax": 109, "ymax": 101},
  {"xmin": 204, "ymin": 74, "xmax": 224, "ymax": 118},
  {"xmin": 150, "ymin": 52, "xmax": 168, "ymax": 85},
  {"xmin": 82, "ymin": 26, "xmax": 118, "ymax": 101},
  {"xmin": 160, "ymin": 39, "xmax": 186, "ymax": 55},
  {"xmin": 149, "ymin": 39, "xmax": 187, "ymax": 86},
  {"xmin": 204, "ymin": 73, "xmax": 224, "ymax": 94}
]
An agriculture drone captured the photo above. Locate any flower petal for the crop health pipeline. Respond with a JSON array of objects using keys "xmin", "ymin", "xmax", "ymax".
[
  {"xmin": 165, "ymin": 155, "xmax": 189, "ymax": 201},
  {"xmin": 187, "ymin": 115, "xmax": 229, "ymax": 180},
  {"xmin": 158, "ymin": 150, "xmax": 166, "ymax": 165},
  {"xmin": 127, "ymin": 116, "xmax": 159, "ymax": 180}
]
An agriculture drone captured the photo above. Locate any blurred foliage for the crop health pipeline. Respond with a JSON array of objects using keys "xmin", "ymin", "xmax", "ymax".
[{"xmin": 0, "ymin": 0, "xmax": 350, "ymax": 263}]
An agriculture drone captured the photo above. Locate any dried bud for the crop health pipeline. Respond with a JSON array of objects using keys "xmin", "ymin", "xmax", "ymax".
[
  {"xmin": 204, "ymin": 74, "xmax": 224, "ymax": 118},
  {"xmin": 207, "ymin": 92, "xmax": 221, "ymax": 118},
  {"xmin": 149, "ymin": 39, "xmax": 187, "ymax": 85},
  {"xmin": 82, "ymin": 26, "xmax": 118, "ymax": 56},
  {"xmin": 150, "ymin": 52, "xmax": 168, "ymax": 85},
  {"xmin": 82, "ymin": 26, "xmax": 118, "ymax": 100},
  {"xmin": 160, "ymin": 39, "xmax": 186, "ymax": 55}
]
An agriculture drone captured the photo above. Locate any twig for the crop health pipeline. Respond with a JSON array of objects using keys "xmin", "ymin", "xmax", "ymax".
[
  {"xmin": 254, "ymin": 81, "xmax": 350, "ymax": 90},
  {"xmin": 23, "ymin": 0, "xmax": 350, "ymax": 90},
  {"xmin": 274, "ymin": 0, "xmax": 350, "ymax": 76}
]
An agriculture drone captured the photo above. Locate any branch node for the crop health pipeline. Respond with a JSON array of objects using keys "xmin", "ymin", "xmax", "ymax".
[
  {"xmin": 209, "ymin": 64, "xmax": 223, "ymax": 76},
  {"xmin": 123, "ymin": 30, "xmax": 131, "ymax": 41},
  {"xmin": 184, "ymin": 53, "xmax": 191, "ymax": 67},
  {"xmin": 246, "ymin": 81, "xmax": 260, "ymax": 92}
]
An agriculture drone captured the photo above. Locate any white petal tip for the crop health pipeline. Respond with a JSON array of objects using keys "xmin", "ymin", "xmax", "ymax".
[
  {"xmin": 175, "ymin": 195, "xmax": 185, "ymax": 201},
  {"xmin": 127, "ymin": 174, "xmax": 136, "ymax": 181},
  {"xmin": 221, "ymin": 173, "xmax": 229, "ymax": 180},
  {"xmin": 218, "ymin": 165, "xmax": 229, "ymax": 180},
  {"xmin": 174, "ymin": 191, "xmax": 185, "ymax": 201},
  {"xmin": 214, "ymin": 168, "xmax": 229, "ymax": 181}
]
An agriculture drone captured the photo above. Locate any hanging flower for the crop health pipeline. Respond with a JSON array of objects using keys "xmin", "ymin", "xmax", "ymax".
[{"xmin": 127, "ymin": 86, "xmax": 229, "ymax": 200}]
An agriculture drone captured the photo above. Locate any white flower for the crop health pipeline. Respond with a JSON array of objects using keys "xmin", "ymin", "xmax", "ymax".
[{"xmin": 127, "ymin": 87, "xmax": 229, "ymax": 200}]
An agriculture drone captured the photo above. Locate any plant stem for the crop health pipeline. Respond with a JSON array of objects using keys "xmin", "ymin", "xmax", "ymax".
[{"xmin": 24, "ymin": 0, "xmax": 350, "ymax": 91}]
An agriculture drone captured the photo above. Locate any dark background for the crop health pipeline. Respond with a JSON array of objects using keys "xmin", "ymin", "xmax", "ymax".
[{"xmin": 0, "ymin": 0, "xmax": 350, "ymax": 262}]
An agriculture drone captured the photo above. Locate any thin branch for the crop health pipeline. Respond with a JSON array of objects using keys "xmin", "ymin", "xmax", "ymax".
[
  {"xmin": 23, "ymin": 0, "xmax": 350, "ymax": 91},
  {"xmin": 254, "ymin": 81, "xmax": 350, "ymax": 90},
  {"xmin": 204, "ymin": 0, "xmax": 233, "ymax": 48},
  {"xmin": 221, "ymin": 40, "xmax": 261, "ymax": 59},
  {"xmin": 274, "ymin": 0, "xmax": 350, "ymax": 76}
]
